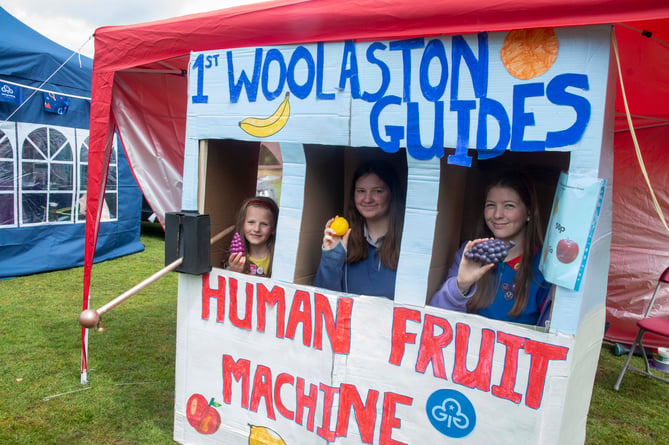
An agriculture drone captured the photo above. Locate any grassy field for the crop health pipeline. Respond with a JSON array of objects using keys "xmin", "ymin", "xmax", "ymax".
[{"xmin": 1, "ymin": 223, "xmax": 668, "ymax": 444}]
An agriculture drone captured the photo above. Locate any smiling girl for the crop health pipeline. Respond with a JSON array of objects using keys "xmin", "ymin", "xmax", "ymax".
[
  {"xmin": 227, "ymin": 196, "xmax": 279, "ymax": 277},
  {"xmin": 430, "ymin": 172, "xmax": 553, "ymax": 327},
  {"xmin": 314, "ymin": 160, "xmax": 405, "ymax": 300}
]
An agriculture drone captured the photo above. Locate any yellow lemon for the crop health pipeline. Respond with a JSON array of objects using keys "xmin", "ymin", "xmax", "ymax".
[
  {"xmin": 248, "ymin": 425, "xmax": 286, "ymax": 445},
  {"xmin": 329, "ymin": 216, "xmax": 349, "ymax": 236}
]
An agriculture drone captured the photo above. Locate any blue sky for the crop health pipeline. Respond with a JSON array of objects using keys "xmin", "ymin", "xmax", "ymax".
[{"xmin": 0, "ymin": 0, "xmax": 264, "ymax": 58}]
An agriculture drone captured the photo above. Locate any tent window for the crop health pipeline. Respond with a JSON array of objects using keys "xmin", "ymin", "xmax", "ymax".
[
  {"xmin": 20, "ymin": 127, "xmax": 75, "ymax": 225},
  {"xmin": 76, "ymin": 136, "xmax": 118, "ymax": 222},
  {"xmin": 0, "ymin": 128, "xmax": 16, "ymax": 226}
]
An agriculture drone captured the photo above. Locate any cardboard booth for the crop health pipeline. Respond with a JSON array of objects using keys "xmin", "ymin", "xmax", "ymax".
[
  {"xmin": 79, "ymin": 0, "xmax": 669, "ymax": 385},
  {"xmin": 168, "ymin": 25, "xmax": 613, "ymax": 444}
]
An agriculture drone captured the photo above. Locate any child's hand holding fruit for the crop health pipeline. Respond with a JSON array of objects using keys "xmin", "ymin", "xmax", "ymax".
[
  {"xmin": 228, "ymin": 232, "xmax": 246, "ymax": 272},
  {"xmin": 456, "ymin": 238, "xmax": 500, "ymax": 293},
  {"xmin": 228, "ymin": 252, "xmax": 246, "ymax": 272},
  {"xmin": 322, "ymin": 216, "xmax": 350, "ymax": 251}
]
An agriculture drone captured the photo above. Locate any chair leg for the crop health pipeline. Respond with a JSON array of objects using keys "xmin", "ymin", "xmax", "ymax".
[
  {"xmin": 613, "ymin": 328, "xmax": 645, "ymax": 391},
  {"xmin": 639, "ymin": 336, "xmax": 652, "ymax": 374}
]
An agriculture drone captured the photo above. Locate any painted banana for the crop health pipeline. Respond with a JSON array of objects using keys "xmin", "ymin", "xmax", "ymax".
[
  {"xmin": 248, "ymin": 424, "xmax": 286, "ymax": 445},
  {"xmin": 239, "ymin": 92, "xmax": 291, "ymax": 138}
]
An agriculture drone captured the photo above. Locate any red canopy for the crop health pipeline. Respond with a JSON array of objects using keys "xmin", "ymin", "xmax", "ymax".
[{"xmin": 84, "ymin": 0, "xmax": 669, "ymax": 362}]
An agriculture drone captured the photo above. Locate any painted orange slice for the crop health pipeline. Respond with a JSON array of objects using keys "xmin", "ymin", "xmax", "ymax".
[{"xmin": 501, "ymin": 28, "xmax": 559, "ymax": 80}]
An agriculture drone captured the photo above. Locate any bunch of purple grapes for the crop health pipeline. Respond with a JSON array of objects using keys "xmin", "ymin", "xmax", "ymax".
[
  {"xmin": 229, "ymin": 232, "xmax": 245, "ymax": 254},
  {"xmin": 464, "ymin": 239, "xmax": 515, "ymax": 264}
]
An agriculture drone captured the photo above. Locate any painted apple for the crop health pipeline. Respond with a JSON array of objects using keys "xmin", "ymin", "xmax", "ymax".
[
  {"xmin": 556, "ymin": 239, "xmax": 579, "ymax": 264},
  {"xmin": 186, "ymin": 393, "xmax": 221, "ymax": 435}
]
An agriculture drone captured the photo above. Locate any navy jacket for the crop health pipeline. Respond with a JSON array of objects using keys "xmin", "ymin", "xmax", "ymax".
[{"xmin": 314, "ymin": 242, "xmax": 396, "ymax": 300}]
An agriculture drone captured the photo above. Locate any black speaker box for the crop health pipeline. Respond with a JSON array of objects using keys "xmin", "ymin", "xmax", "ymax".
[{"xmin": 165, "ymin": 211, "xmax": 211, "ymax": 275}]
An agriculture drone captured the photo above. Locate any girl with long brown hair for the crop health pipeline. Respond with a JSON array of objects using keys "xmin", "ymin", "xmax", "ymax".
[
  {"xmin": 314, "ymin": 160, "xmax": 405, "ymax": 300},
  {"xmin": 430, "ymin": 171, "xmax": 552, "ymax": 326}
]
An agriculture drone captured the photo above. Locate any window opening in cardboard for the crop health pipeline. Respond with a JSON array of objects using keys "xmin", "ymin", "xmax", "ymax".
[
  {"xmin": 426, "ymin": 149, "xmax": 570, "ymax": 318},
  {"xmin": 295, "ymin": 143, "xmax": 407, "ymax": 286},
  {"xmin": 201, "ymin": 139, "xmax": 283, "ymax": 270}
]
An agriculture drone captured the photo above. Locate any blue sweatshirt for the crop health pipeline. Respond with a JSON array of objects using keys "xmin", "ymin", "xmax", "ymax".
[
  {"xmin": 314, "ymin": 242, "xmax": 396, "ymax": 300},
  {"xmin": 430, "ymin": 243, "xmax": 552, "ymax": 326}
]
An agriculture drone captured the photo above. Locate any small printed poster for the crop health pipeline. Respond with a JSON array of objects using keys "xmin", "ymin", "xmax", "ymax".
[
  {"xmin": 43, "ymin": 92, "xmax": 70, "ymax": 115},
  {"xmin": 0, "ymin": 81, "xmax": 22, "ymax": 105},
  {"xmin": 540, "ymin": 172, "xmax": 605, "ymax": 290}
]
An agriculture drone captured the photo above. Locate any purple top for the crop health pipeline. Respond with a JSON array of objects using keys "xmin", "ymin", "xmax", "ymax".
[{"xmin": 430, "ymin": 243, "xmax": 553, "ymax": 327}]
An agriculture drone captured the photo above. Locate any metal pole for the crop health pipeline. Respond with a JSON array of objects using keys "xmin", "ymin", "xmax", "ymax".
[
  {"xmin": 97, "ymin": 257, "xmax": 184, "ymax": 315},
  {"xmin": 79, "ymin": 224, "xmax": 234, "ymax": 328}
]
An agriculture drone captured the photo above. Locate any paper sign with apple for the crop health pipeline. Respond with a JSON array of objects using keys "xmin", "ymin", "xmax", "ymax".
[{"xmin": 540, "ymin": 172, "xmax": 605, "ymax": 291}]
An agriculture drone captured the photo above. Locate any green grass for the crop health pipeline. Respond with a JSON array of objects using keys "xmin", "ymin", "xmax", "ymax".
[
  {"xmin": 0, "ymin": 223, "xmax": 177, "ymax": 444},
  {"xmin": 1, "ymin": 222, "xmax": 667, "ymax": 444},
  {"xmin": 587, "ymin": 344, "xmax": 669, "ymax": 445}
]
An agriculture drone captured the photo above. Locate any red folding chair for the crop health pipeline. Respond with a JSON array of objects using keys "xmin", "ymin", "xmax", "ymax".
[{"xmin": 614, "ymin": 266, "xmax": 669, "ymax": 390}]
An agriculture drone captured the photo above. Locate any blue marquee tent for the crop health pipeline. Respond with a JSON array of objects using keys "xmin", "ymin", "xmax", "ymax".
[{"xmin": 0, "ymin": 7, "xmax": 144, "ymax": 278}]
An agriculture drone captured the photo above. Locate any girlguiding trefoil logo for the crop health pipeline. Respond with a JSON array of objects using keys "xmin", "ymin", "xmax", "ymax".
[{"xmin": 426, "ymin": 389, "xmax": 476, "ymax": 438}]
